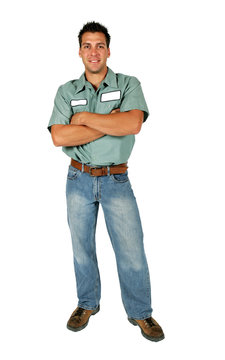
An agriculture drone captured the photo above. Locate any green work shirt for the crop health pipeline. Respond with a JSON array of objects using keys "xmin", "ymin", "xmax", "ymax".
[{"xmin": 48, "ymin": 67, "xmax": 149, "ymax": 166}]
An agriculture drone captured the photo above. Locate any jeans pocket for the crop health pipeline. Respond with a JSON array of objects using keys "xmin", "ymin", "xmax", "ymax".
[
  {"xmin": 111, "ymin": 171, "xmax": 129, "ymax": 183},
  {"xmin": 67, "ymin": 165, "xmax": 80, "ymax": 180}
]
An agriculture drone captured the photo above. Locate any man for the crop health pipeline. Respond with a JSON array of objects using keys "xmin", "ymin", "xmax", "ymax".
[{"xmin": 48, "ymin": 21, "xmax": 164, "ymax": 342}]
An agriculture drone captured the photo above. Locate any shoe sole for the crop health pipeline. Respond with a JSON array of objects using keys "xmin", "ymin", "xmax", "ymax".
[
  {"xmin": 67, "ymin": 305, "xmax": 100, "ymax": 332},
  {"xmin": 128, "ymin": 318, "xmax": 165, "ymax": 342}
]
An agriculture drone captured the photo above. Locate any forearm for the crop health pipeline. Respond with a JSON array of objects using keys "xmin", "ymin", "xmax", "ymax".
[
  {"xmin": 51, "ymin": 124, "xmax": 105, "ymax": 147},
  {"xmin": 72, "ymin": 110, "xmax": 143, "ymax": 136}
]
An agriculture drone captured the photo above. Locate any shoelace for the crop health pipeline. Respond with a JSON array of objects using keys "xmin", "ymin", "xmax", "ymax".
[
  {"xmin": 144, "ymin": 317, "xmax": 155, "ymax": 328},
  {"xmin": 72, "ymin": 308, "xmax": 86, "ymax": 318}
]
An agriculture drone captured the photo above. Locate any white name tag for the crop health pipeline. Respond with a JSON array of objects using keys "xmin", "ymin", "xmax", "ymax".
[
  {"xmin": 101, "ymin": 90, "xmax": 121, "ymax": 102},
  {"xmin": 71, "ymin": 99, "xmax": 87, "ymax": 106}
]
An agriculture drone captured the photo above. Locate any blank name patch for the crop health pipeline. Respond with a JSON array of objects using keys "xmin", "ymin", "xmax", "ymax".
[
  {"xmin": 101, "ymin": 91, "xmax": 121, "ymax": 102},
  {"xmin": 71, "ymin": 99, "xmax": 87, "ymax": 106}
]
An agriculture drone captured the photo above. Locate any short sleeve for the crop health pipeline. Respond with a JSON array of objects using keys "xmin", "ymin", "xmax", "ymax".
[
  {"xmin": 120, "ymin": 77, "xmax": 149, "ymax": 122},
  {"xmin": 48, "ymin": 85, "xmax": 72, "ymax": 132}
]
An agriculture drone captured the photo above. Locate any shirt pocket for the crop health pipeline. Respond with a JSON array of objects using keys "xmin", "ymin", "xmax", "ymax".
[
  {"xmin": 98, "ymin": 90, "xmax": 122, "ymax": 114},
  {"xmin": 98, "ymin": 99, "xmax": 122, "ymax": 114},
  {"xmin": 70, "ymin": 99, "xmax": 89, "ymax": 114}
]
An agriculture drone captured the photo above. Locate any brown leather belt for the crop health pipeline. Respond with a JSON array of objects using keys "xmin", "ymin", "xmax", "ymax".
[{"xmin": 71, "ymin": 159, "xmax": 128, "ymax": 177}]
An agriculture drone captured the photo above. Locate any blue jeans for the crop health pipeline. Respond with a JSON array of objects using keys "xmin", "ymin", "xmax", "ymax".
[{"xmin": 66, "ymin": 165, "xmax": 152, "ymax": 320}]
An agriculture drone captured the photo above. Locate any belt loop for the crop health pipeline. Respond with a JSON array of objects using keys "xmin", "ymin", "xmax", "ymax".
[
  {"xmin": 107, "ymin": 166, "xmax": 110, "ymax": 176},
  {"xmin": 82, "ymin": 163, "xmax": 84, "ymax": 173}
]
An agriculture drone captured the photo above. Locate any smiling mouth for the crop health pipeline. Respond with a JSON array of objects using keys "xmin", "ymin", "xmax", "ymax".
[{"xmin": 89, "ymin": 60, "xmax": 100, "ymax": 63}]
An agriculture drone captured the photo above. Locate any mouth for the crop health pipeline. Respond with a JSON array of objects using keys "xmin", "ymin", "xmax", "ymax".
[{"xmin": 89, "ymin": 60, "xmax": 100, "ymax": 63}]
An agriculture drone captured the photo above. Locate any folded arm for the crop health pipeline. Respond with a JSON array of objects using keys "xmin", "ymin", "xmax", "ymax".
[
  {"xmin": 51, "ymin": 124, "xmax": 105, "ymax": 147},
  {"xmin": 50, "ymin": 109, "xmax": 143, "ymax": 147},
  {"xmin": 71, "ymin": 109, "xmax": 144, "ymax": 136}
]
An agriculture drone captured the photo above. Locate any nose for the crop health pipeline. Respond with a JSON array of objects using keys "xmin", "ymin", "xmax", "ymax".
[{"xmin": 91, "ymin": 47, "xmax": 98, "ymax": 56}]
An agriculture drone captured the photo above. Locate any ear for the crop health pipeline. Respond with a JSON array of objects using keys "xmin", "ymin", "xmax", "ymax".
[
  {"xmin": 107, "ymin": 47, "xmax": 111, "ymax": 58},
  {"xmin": 79, "ymin": 48, "xmax": 81, "ymax": 58}
]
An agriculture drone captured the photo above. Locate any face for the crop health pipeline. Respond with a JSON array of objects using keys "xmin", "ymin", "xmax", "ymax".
[{"xmin": 79, "ymin": 32, "xmax": 110, "ymax": 75}]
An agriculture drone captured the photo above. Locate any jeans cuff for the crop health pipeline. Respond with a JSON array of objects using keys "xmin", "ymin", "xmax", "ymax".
[
  {"xmin": 128, "ymin": 312, "xmax": 152, "ymax": 320},
  {"xmin": 78, "ymin": 303, "xmax": 99, "ymax": 311}
]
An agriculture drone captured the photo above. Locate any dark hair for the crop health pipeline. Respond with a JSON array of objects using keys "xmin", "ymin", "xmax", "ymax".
[{"xmin": 78, "ymin": 21, "xmax": 111, "ymax": 48}]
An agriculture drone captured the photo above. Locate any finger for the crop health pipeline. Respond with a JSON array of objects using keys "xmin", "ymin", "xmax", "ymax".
[{"xmin": 111, "ymin": 108, "xmax": 120, "ymax": 114}]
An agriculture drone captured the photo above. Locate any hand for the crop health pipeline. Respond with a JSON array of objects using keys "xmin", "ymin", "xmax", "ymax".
[
  {"xmin": 110, "ymin": 108, "xmax": 120, "ymax": 114},
  {"xmin": 70, "ymin": 112, "xmax": 84, "ymax": 125}
]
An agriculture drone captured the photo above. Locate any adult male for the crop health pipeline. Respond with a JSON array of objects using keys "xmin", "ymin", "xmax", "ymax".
[{"xmin": 48, "ymin": 21, "xmax": 164, "ymax": 342}]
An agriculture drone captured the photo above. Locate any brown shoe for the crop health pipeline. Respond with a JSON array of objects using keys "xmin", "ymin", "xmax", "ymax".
[
  {"xmin": 67, "ymin": 305, "xmax": 100, "ymax": 332},
  {"xmin": 128, "ymin": 316, "xmax": 165, "ymax": 342}
]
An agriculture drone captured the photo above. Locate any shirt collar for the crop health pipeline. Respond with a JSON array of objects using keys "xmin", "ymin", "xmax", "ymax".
[
  {"xmin": 74, "ymin": 73, "xmax": 86, "ymax": 94},
  {"xmin": 102, "ymin": 67, "xmax": 118, "ymax": 89},
  {"xmin": 74, "ymin": 67, "xmax": 118, "ymax": 94}
]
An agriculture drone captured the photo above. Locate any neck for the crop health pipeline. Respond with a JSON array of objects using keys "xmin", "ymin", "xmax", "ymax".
[{"xmin": 85, "ymin": 66, "xmax": 108, "ymax": 90}]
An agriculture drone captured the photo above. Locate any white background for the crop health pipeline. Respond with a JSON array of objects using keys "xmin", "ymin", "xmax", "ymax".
[{"xmin": 1, "ymin": 0, "xmax": 225, "ymax": 358}]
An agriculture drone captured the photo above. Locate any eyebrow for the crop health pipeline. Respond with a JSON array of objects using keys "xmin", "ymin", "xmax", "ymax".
[{"xmin": 82, "ymin": 42, "xmax": 106, "ymax": 46}]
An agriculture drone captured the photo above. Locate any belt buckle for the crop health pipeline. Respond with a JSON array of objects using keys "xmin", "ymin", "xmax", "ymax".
[{"xmin": 89, "ymin": 167, "xmax": 98, "ymax": 176}]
